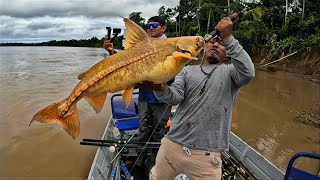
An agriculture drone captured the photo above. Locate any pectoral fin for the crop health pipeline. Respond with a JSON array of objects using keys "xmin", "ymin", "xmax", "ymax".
[
  {"xmin": 84, "ymin": 95, "xmax": 107, "ymax": 113},
  {"xmin": 172, "ymin": 51, "xmax": 193, "ymax": 61},
  {"xmin": 78, "ymin": 70, "xmax": 88, "ymax": 80},
  {"xmin": 121, "ymin": 86, "xmax": 134, "ymax": 108}
]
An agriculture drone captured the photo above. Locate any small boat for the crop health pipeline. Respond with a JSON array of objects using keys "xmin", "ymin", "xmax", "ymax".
[{"xmin": 82, "ymin": 93, "xmax": 320, "ymax": 180}]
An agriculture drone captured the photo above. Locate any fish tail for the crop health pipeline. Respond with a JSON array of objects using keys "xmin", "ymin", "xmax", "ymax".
[{"xmin": 30, "ymin": 102, "xmax": 80, "ymax": 139}]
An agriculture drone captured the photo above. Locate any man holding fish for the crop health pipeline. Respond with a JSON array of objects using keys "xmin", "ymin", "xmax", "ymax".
[
  {"xmin": 30, "ymin": 10, "xmax": 254, "ymax": 179},
  {"xmin": 145, "ymin": 16, "xmax": 255, "ymax": 179},
  {"xmin": 104, "ymin": 16, "xmax": 173, "ymax": 142}
]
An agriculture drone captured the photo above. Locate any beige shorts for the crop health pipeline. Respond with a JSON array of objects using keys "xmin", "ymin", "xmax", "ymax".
[{"xmin": 151, "ymin": 137, "xmax": 222, "ymax": 180}]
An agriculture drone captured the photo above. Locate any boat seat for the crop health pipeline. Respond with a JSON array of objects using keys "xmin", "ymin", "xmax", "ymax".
[
  {"xmin": 110, "ymin": 93, "xmax": 140, "ymax": 133},
  {"xmin": 115, "ymin": 118, "xmax": 140, "ymax": 132},
  {"xmin": 111, "ymin": 98, "xmax": 138, "ymax": 119},
  {"xmin": 284, "ymin": 152, "xmax": 320, "ymax": 180}
]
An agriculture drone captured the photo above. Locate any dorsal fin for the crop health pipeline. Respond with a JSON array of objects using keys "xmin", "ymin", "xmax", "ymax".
[{"xmin": 124, "ymin": 18, "xmax": 150, "ymax": 49}]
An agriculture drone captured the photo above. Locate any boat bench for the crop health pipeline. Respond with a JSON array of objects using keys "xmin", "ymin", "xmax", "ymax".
[{"xmin": 111, "ymin": 93, "xmax": 140, "ymax": 133}]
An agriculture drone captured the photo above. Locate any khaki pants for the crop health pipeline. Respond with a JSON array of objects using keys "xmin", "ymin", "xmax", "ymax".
[{"xmin": 151, "ymin": 137, "xmax": 222, "ymax": 180}]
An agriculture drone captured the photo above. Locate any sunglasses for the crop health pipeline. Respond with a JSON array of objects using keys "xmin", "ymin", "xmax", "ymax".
[{"xmin": 147, "ymin": 23, "xmax": 161, "ymax": 29}]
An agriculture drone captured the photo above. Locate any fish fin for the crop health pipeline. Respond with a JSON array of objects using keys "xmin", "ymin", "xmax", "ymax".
[
  {"xmin": 121, "ymin": 86, "xmax": 134, "ymax": 108},
  {"xmin": 78, "ymin": 70, "xmax": 88, "ymax": 80},
  {"xmin": 123, "ymin": 18, "xmax": 150, "ymax": 49},
  {"xmin": 84, "ymin": 95, "xmax": 107, "ymax": 113},
  {"xmin": 30, "ymin": 103, "xmax": 80, "ymax": 139},
  {"xmin": 172, "ymin": 51, "xmax": 193, "ymax": 61}
]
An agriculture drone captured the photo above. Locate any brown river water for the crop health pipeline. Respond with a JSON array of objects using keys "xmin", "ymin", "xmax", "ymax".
[{"xmin": 0, "ymin": 46, "xmax": 319, "ymax": 179}]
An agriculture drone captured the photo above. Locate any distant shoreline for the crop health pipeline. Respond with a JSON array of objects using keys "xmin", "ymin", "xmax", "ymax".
[
  {"xmin": 0, "ymin": 36, "xmax": 124, "ymax": 49},
  {"xmin": 0, "ymin": 43, "xmax": 101, "ymax": 48},
  {"xmin": 0, "ymin": 38, "xmax": 103, "ymax": 48}
]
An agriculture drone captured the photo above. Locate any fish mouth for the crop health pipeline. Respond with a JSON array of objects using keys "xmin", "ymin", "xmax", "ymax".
[
  {"xmin": 197, "ymin": 37, "xmax": 205, "ymax": 48},
  {"xmin": 177, "ymin": 46, "xmax": 192, "ymax": 55}
]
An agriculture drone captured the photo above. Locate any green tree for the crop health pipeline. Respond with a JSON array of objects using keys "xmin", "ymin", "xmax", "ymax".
[
  {"xmin": 157, "ymin": 6, "xmax": 178, "ymax": 37},
  {"xmin": 129, "ymin": 12, "xmax": 146, "ymax": 28}
]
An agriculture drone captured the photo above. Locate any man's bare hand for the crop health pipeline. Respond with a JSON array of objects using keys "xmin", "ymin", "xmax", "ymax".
[
  {"xmin": 103, "ymin": 37, "xmax": 114, "ymax": 55},
  {"xmin": 135, "ymin": 81, "xmax": 165, "ymax": 91},
  {"xmin": 215, "ymin": 17, "xmax": 234, "ymax": 43}
]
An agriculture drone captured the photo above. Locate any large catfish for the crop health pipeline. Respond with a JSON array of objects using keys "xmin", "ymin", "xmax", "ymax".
[{"xmin": 30, "ymin": 18, "xmax": 204, "ymax": 139}]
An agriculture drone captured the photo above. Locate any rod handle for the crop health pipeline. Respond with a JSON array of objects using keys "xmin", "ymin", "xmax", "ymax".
[{"xmin": 204, "ymin": 12, "xmax": 239, "ymax": 42}]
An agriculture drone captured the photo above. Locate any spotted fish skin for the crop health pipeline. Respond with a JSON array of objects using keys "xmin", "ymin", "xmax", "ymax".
[{"xmin": 30, "ymin": 18, "xmax": 204, "ymax": 139}]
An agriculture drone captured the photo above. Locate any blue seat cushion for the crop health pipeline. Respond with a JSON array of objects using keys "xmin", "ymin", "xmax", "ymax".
[
  {"xmin": 112, "ymin": 99, "xmax": 138, "ymax": 119},
  {"xmin": 115, "ymin": 118, "xmax": 140, "ymax": 132}
]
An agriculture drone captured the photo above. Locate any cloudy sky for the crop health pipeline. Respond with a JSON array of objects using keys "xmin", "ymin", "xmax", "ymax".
[{"xmin": 0, "ymin": 0, "xmax": 179, "ymax": 43}]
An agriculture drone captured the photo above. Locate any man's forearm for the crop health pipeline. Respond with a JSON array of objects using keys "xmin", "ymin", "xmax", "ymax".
[
  {"xmin": 154, "ymin": 69, "xmax": 186, "ymax": 105},
  {"xmin": 153, "ymin": 84, "xmax": 183, "ymax": 105},
  {"xmin": 224, "ymin": 35, "xmax": 255, "ymax": 86},
  {"xmin": 153, "ymin": 84, "xmax": 172, "ymax": 104}
]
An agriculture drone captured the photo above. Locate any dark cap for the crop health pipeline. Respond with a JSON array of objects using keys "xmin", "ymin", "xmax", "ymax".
[{"xmin": 148, "ymin": 16, "xmax": 166, "ymax": 26}]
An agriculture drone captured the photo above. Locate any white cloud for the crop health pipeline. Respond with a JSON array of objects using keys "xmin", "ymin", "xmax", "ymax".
[{"xmin": 0, "ymin": 0, "xmax": 179, "ymax": 43}]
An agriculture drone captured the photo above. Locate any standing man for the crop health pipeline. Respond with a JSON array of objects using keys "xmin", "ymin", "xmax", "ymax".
[
  {"xmin": 103, "ymin": 16, "xmax": 172, "ymax": 142},
  {"xmin": 135, "ymin": 16, "xmax": 173, "ymax": 142},
  {"xmin": 146, "ymin": 16, "xmax": 255, "ymax": 179}
]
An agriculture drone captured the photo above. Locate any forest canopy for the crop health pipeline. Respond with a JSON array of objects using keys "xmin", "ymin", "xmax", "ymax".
[{"xmin": 2, "ymin": 0, "xmax": 319, "ymax": 69}]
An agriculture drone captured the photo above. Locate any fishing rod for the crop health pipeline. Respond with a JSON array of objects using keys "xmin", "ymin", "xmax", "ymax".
[
  {"xmin": 109, "ymin": 118, "xmax": 149, "ymax": 164},
  {"xmin": 204, "ymin": 12, "xmax": 240, "ymax": 43},
  {"xmin": 221, "ymin": 151, "xmax": 258, "ymax": 180},
  {"xmin": 93, "ymin": 114, "xmax": 156, "ymax": 180},
  {"xmin": 80, "ymin": 141, "xmax": 160, "ymax": 149},
  {"xmin": 129, "ymin": 100, "xmax": 172, "ymax": 173},
  {"xmin": 82, "ymin": 138, "xmax": 161, "ymax": 145}
]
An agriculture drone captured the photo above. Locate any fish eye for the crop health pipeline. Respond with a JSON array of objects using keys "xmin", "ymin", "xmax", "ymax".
[
  {"xmin": 196, "ymin": 37, "xmax": 199, "ymax": 44},
  {"xmin": 196, "ymin": 37, "xmax": 204, "ymax": 47}
]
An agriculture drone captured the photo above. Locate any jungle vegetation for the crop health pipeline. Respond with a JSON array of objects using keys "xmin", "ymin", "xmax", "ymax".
[
  {"xmin": 130, "ymin": 0, "xmax": 320, "ymax": 77},
  {"xmin": 2, "ymin": 0, "xmax": 319, "ymax": 77}
]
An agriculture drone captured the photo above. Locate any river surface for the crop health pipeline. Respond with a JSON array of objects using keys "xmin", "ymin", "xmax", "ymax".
[{"xmin": 0, "ymin": 46, "xmax": 319, "ymax": 179}]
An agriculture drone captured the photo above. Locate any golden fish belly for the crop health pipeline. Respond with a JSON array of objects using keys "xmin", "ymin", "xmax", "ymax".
[{"xmin": 83, "ymin": 52, "xmax": 184, "ymax": 95}]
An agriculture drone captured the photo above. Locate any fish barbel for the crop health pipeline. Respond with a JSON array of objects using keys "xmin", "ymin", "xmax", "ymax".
[{"xmin": 30, "ymin": 18, "xmax": 204, "ymax": 139}]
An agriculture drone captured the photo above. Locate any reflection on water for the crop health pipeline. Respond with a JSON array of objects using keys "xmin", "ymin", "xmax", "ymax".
[{"xmin": 0, "ymin": 46, "xmax": 319, "ymax": 178}]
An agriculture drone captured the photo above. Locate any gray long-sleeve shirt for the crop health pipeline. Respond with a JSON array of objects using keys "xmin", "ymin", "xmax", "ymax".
[{"xmin": 154, "ymin": 35, "xmax": 255, "ymax": 152}]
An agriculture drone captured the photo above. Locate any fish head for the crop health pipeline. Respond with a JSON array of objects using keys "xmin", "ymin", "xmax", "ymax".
[{"xmin": 175, "ymin": 36, "xmax": 204, "ymax": 61}]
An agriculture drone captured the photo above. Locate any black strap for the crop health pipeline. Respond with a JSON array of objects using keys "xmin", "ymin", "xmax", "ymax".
[{"xmin": 200, "ymin": 64, "xmax": 219, "ymax": 94}]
